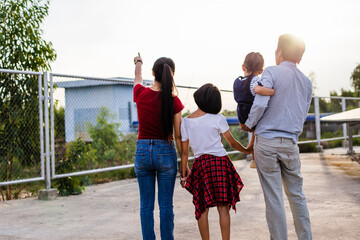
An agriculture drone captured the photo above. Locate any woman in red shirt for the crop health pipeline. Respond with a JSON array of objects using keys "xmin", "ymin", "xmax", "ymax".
[{"xmin": 133, "ymin": 53, "xmax": 183, "ymax": 240}]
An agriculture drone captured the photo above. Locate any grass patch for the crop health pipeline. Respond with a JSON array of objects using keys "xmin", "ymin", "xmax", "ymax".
[{"xmin": 325, "ymin": 154, "xmax": 360, "ymax": 177}]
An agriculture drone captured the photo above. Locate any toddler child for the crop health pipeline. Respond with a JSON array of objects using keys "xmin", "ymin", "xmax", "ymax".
[
  {"xmin": 233, "ymin": 52, "xmax": 274, "ymax": 168},
  {"xmin": 180, "ymin": 83, "xmax": 251, "ymax": 240}
]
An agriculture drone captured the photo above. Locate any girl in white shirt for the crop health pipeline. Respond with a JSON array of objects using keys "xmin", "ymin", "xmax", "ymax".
[{"xmin": 180, "ymin": 83, "xmax": 251, "ymax": 240}]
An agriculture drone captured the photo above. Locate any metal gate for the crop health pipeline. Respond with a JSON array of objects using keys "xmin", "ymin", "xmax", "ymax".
[{"xmin": 0, "ymin": 69, "xmax": 45, "ymax": 187}]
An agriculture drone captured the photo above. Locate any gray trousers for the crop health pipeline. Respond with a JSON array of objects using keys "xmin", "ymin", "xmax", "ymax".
[{"xmin": 254, "ymin": 136, "xmax": 312, "ymax": 240}]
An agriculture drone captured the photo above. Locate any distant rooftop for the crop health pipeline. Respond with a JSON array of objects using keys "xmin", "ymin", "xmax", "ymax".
[
  {"xmin": 321, "ymin": 108, "xmax": 360, "ymax": 123},
  {"xmin": 55, "ymin": 77, "xmax": 152, "ymax": 89}
]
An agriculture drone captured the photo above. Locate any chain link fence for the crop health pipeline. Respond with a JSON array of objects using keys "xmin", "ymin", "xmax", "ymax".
[
  {"xmin": 1, "ymin": 68, "xmax": 360, "ymax": 192},
  {"xmin": 51, "ymin": 76, "xmax": 249, "ymax": 178},
  {"xmin": 0, "ymin": 69, "xmax": 45, "ymax": 191},
  {"xmin": 51, "ymin": 74, "xmax": 143, "ymax": 178}
]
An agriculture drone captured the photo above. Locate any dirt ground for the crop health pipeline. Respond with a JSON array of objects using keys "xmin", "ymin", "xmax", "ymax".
[{"xmin": 1, "ymin": 147, "xmax": 360, "ymax": 240}]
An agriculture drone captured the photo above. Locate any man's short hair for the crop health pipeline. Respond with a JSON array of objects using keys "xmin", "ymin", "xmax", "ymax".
[{"xmin": 277, "ymin": 34, "xmax": 305, "ymax": 63}]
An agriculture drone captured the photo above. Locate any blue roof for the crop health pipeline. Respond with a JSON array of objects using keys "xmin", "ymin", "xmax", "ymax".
[{"xmin": 306, "ymin": 113, "xmax": 332, "ymax": 122}]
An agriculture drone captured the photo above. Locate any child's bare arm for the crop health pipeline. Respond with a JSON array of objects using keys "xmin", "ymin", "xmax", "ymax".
[
  {"xmin": 173, "ymin": 112, "xmax": 182, "ymax": 155},
  {"xmin": 180, "ymin": 140, "xmax": 189, "ymax": 178},
  {"xmin": 254, "ymin": 85, "xmax": 275, "ymax": 96},
  {"xmin": 247, "ymin": 131, "xmax": 255, "ymax": 151},
  {"xmin": 222, "ymin": 130, "xmax": 252, "ymax": 154},
  {"xmin": 180, "ymin": 140, "xmax": 190, "ymax": 188}
]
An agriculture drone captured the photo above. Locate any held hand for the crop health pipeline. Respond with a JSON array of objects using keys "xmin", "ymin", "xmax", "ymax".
[
  {"xmin": 180, "ymin": 178, "xmax": 187, "ymax": 188},
  {"xmin": 245, "ymin": 143, "xmax": 254, "ymax": 155},
  {"xmin": 134, "ymin": 52, "xmax": 142, "ymax": 65},
  {"xmin": 181, "ymin": 181, "xmax": 186, "ymax": 188},
  {"xmin": 180, "ymin": 175, "xmax": 188, "ymax": 188},
  {"xmin": 240, "ymin": 123, "xmax": 252, "ymax": 132},
  {"xmin": 180, "ymin": 166, "xmax": 191, "ymax": 188}
]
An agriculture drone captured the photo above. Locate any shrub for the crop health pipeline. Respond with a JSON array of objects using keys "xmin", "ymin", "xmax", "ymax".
[
  {"xmin": 116, "ymin": 133, "xmax": 137, "ymax": 165},
  {"xmin": 54, "ymin": 138, "xmax": 95, "ymax": 196},
  {"xmin": 299, "ymin": 143, "xmax": 318, "ymax": 153}
]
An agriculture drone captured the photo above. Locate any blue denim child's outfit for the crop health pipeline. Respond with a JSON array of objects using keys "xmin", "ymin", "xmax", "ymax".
[{"xmin": 134, "ymin": 139, "xmax": 177, "ymax": 240}]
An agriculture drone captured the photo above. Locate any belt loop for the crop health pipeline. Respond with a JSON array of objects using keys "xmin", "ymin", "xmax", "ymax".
[{"xmin": 281, "ymin": 138, "xmax": 283, "ymax": 144}]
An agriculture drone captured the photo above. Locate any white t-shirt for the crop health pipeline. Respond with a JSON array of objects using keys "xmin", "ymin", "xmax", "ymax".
[{"xmin": 181, "ymin": 113, "xmax": 229, "ymax": 158}]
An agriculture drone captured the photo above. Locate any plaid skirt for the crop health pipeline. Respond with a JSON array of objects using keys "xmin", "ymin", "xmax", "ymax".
[{"xmin": 185, "ymin": 154, "xmax": 244, "ymax": 220}]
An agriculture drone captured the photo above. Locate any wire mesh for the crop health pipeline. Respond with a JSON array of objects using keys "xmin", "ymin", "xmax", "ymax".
[
  {"xmin": 1, "ymin": 68, "xmax": 359, "ymax": 187},
  {"xmin": 52, "ymin": 75, "xmax": 139, "ymax": 175},
  {"xmin": 51, "ymin": 77, "xmax": 248, "ymax": 176},
  {"xmin": 0, "ymin": 71, "xmax": 43, "ymax": 184}
]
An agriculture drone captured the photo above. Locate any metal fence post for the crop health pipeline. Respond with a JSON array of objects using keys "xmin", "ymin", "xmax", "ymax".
[
  {"xmin": 38, "ymin": 71, "xmax": 57, "ymax": 200},
  {"xmin": 347, "ymin": 123, "xmax": 354, "ymax": 154},
  {"xmin": 50, "ymin": 73, "xmax": 56, "ymax": 178},
  {"xmin": 314, "ymin": 96, "xmax": 322, "ymax": 151},
  {"xmin": 342, "ymin": 97, "xmax": 348, "ymax": 147},
  {"xmin": 43, "ymin": 72, "xmax": 51, "ymax": 189},
  {"xmin": 38, "ymin": 74, "xmax": 45, "ymax": 180}
]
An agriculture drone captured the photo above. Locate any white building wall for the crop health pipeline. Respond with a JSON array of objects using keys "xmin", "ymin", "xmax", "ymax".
[{"xmin": 64, "ymin": 85, "xmax": 138, "ymax": 142}]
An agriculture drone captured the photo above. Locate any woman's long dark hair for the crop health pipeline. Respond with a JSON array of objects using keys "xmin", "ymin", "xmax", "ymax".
[
  {"xmin": 152, "ymin": 57, "xmax": 176, "ymax": 140},
  {"xmin": 243, "ymin": 52, "xmax": 264, "ymax": 89}
]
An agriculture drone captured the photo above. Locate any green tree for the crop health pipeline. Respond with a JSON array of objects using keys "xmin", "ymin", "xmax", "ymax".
[
  {"xmin": 54, "ymin": 105, "xmax": 65, "ymax": 140},
  {"xmin": 351, "ymin": 64, "xmax": 360, "ymax": 96},
  {"xmin": 182, "ymin": 109, "xmax": 191, "ymax": 118},
  {"xmin": 0, "ymin": 0, "xmax": 56, "ymax": 199},
  {"xmin": 308, "ymin": 71, "xmax": 317, "ymax": 95},
  {"xmin": 87, "ymin": 107, "xmax": 121, "ymax": 163},
  {"xmin": 221, "ymin": 109, "xmax": 237, "ymax": 116}
]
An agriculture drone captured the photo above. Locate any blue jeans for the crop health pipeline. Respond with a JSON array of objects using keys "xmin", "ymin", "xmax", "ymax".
[{"xmin": 134, "ymin": 139, "xmax": 178, "ymax": 240}]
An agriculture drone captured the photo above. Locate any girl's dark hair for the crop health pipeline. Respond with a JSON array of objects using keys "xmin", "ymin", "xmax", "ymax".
[
  {"xmin": 152, "ymin": 57, "xmax": 176, "ymax": 139},
  {"xmin": 194, "ymin": 83, "xmax": 222, "ymax": 114},
  {"xmin": 243, "ymin": 52, "xmax": 264, "ymax": 89}
]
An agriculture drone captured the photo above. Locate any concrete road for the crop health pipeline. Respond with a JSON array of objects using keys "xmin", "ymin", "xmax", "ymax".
[{"xmin": 1, "ymin": 147, "xmax": 360, "ymax": 240}]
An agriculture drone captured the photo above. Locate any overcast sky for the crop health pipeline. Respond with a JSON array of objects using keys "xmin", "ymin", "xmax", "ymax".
[{"xmin": 43, "ymin": 0, "xmax": 360, "ymax": 100}]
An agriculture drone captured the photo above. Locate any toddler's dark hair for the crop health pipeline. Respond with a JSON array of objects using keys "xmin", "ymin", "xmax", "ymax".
[
  {"xmin": 243, "ymin": 52, "xmax": 264, "ymax": 89},
  {"xmin": 194, "ymin": 83, "xmax": 222, "ymax": 114},
  {"xmin": 243, "ymin": 52, "xmax": 264, "ymax": 74}
]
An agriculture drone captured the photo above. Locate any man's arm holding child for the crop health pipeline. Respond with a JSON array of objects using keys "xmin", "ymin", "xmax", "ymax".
[{"xmin": 254, "ymin": 85, "xmax": 274, "ymax": 96}]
